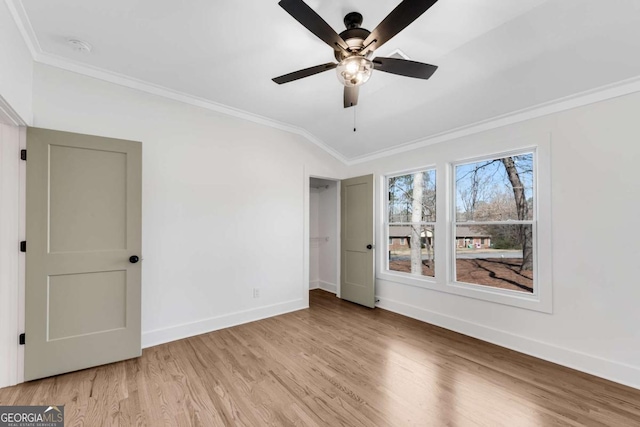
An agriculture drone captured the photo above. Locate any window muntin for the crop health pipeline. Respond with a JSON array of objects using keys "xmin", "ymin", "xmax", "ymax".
[
  {"xmin": 386, "ymin": 170, "xmax": 436, "ymax": 278},
  {"xmin": 453, "ymin": 153, "xmax": 535, "ymax": 293},
  {"xmin": 379, "ymin": 144, "xmax": 550, "ymax": 313}
]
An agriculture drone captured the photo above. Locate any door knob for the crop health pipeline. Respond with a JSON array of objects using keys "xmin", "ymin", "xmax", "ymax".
[
  {"xmin": 366, "ymin": 244, "xmax": 373, "ymax": 250},
  {"xmin": 129, "ymin": 255, "xmax": 140, "ymax": 264}
]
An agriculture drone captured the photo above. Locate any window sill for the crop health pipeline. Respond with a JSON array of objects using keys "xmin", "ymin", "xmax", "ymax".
[
  {"xmin": 377, "ymin": 271, "xmax": 438, "ymax": 290},
  {"xmin": 377, "ymin": 271, "xmax": 552, "ymax": 313}
]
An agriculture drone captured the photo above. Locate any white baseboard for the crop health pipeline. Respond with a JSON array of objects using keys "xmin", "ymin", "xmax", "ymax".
[
  {"xmin": 142, "ymin": 299, "xmax": 307, "ymax": 349},
  {"xmin": 309, "ymin": 281, "xmax": 320, "ymax": 290},
  {"xmin": 376, "ymin": 296, "xmax": 640, "ymax": 390},
  {"xmin": 318, "ymin": 281, "xmax": 337, "ymax": 294}
]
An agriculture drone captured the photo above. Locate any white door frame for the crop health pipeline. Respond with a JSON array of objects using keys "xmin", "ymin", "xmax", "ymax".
[
  {"xmin": 0, "ymin": 94, "xmax": 27, "ymax": 388},
  {"xmin": 303, "ymin": 171, "xmax": 341, "ymax": 308}
]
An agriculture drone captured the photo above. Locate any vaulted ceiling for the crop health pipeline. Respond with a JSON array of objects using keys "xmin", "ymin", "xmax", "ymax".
[{"xmin": 12, "ymin": 0, "xmax": 640, "ymax": 161}]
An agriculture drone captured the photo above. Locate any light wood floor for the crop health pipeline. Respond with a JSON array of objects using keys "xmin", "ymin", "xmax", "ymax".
[{"xmin": 2, "ymin": 290, "xmax": 639, "ymax": 426}]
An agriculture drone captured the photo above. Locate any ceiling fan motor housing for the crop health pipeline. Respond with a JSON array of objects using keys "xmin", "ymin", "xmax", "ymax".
[{"xmin": 335, "ymin": 27, "xmax": 371, "ymax": 61}]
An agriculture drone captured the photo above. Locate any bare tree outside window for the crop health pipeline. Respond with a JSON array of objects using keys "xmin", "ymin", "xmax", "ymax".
[
  {"xmin": 411, "ymin": 172, "xmax": 424, "ymax": 274},
  {"xmin": 387, "ymin": 170, "xmax": 436, "ymax": 277},
  {"xmin": 454, "ymin": 153, "xmax": 535, "ymax": 293}
]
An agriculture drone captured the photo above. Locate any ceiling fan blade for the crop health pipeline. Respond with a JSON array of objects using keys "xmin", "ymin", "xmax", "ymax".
[
  {"xmin": 363, "ymin": 0, "xmax": 439, "ymax": 52},
  {"xmin": 344, "ymin": 86, "xmax": 359, "ymax": 108},
  {"xmin": 373, "ymin": 57, "xmax": 438, "ymax": 79},
  {"xmin": 278, "ymin": 0, "xmax": 348, "ymax": 51},
  {"xmin": 272, "ymin": 63, "xmax": 337, "ymax": 84}
]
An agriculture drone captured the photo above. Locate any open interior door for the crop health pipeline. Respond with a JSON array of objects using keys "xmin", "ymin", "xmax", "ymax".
[
  {"xmin": 340, "ymin": 174, "xmax": 375, "ymax": 308},
  {"xmin": 25, "ymin": 127, "xmax": 142, "ymax": 381}
]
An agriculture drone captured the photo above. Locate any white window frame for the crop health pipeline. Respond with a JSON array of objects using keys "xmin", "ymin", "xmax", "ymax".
[
  {"xmin": 377, "ymin": 138, "xmax": 552, "ymax": 313},
  {"xmin": 382, "ymin": 166, "xmax": 438, "ymax": 283},
  {"xmin": 451, "ymin": 148, "xmax": 538, "ymax": 296}
]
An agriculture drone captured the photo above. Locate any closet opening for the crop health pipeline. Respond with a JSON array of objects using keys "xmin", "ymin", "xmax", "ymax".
[{"xmin": 309, "ymin": 177, "xmax": 340, "ymax": 297}]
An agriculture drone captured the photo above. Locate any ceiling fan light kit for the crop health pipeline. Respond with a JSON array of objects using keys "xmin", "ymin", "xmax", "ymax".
[
  {"xmin": 336, "ymin": 56, "xmax": 373, "ymax": 87},
  {"xmin": 273, "ymin": 0, "xmax": 440, "ymax": 108}
]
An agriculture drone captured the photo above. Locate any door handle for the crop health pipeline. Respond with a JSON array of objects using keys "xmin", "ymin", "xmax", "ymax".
[
  {"xmin": 366, "ymin": 244, "xmax": 373, "ymax": 250},
  {"xmin": 129, "ymin": 255, "xmax": 140, "ymax": 264}
]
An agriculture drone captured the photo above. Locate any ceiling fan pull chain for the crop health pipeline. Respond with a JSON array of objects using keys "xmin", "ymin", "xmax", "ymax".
[{"xmin": 353, "ymin": 106, "xmax": 357, "ymax": 132}]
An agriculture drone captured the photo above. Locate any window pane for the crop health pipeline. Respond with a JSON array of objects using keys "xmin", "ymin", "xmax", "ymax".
[
  {"xmin": 388, "ymin": 225, "xmax": 435, "ymax": 277},
  {"xmin": 455, "ymin": 154, "xmax": 534, "ymax": 222},
  {"xmin": 389, "ymin": 170, "xmax": 436, "ymax": 223},
  {"xmin": 455, "ymin": 224, "xmax": 534, "ymax": 293}
]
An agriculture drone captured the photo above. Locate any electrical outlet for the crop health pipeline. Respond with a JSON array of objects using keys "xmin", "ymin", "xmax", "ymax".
[{"xmin": 253, "ymin": 288, "xmax": 260, "ymax": 298}]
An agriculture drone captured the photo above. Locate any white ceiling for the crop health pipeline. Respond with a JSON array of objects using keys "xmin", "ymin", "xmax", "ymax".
[{"xmin": 15, "ymin": 0, "xmax": 640, "ymax": 160}]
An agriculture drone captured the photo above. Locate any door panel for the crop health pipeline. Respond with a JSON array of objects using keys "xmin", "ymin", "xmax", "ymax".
[
  {"xmin": 340, "ymin": 175, "xmax": 375, "ymax": 308},
  {"xmin": 49, "ymin": 145, "xmax": 127, "ymax": 252},
  {"xmin": 25, "ymin": 127, "xmax": 142, "ymax": 381},
  {"xmin": 344, "ymin": 182, "xmax": 368, "ymax": 239},
  {"xmin": 48, "ymin": 270, "xmax": 127, "ymax": 340}
]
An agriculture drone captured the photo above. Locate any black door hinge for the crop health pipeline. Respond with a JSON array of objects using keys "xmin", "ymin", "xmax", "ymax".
[
  {"xmin": 20, "ymin": 241, "xmax": 26, "ymax": 252},
  {"xmin": 20, "ymin": 149, "xmax": 27, "ymax": 161},
  {"xmin": 19, "ymin": 333, "xmax": 25, "ymax": 345}
]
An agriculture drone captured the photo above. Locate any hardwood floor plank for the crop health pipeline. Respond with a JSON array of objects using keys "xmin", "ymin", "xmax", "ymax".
[{"xmin": 1, "ymin": 289, "xmax": 639, "ymax": 426}]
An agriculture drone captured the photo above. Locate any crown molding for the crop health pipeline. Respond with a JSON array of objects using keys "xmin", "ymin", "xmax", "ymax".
[
  {"xmin": 7, "ymin": 0, "xmax": 640, "ymax": 167},
  {"xmin": 34, "ymin": 52, "xmax": 349, "ymax": 164},
  {"xmin": 4, "ymin": 0, "xmax": 349, "ymax": 165},
  {"xmin": 4, "ymin": 0, "xmax": 40, "ymax": 58},
  {"xmin": 346, "ymin": 74, "xmax": 640, "ymax": 165}
]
